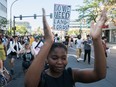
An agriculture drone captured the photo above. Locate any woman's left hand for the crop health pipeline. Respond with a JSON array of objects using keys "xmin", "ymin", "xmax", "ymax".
[{"xmin": 90, "ymin": 8, "xmax": 107, "ymax": 40}]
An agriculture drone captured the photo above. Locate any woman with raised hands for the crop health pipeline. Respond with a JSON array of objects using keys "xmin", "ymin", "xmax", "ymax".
[{"xmin": 25, "ymin": 8, "xmax": 107, "ymax": 87}]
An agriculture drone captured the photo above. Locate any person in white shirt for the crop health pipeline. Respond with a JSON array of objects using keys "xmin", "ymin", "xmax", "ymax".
[
  {"xmin": 54, "ymin": 34, "xmax": 58, "ymax": 42},
  {"xmin": 7, "ymin": 35, "xmax": 22, "ymax": 75},
  {"xmin": 31, "ymin": 36, "xmax": 44, "ymax": 55},
  {"xmin": 76, "ymin": 35, "xmax": 83, "ymax": 62}
]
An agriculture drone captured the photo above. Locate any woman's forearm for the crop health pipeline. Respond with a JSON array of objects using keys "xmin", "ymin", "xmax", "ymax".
[
  {"xmin": 93, "ymin": 39, "xmax": 106, "ymax": 79},
  {"xmin": 25, "ymin": 8, "xmax": 54, "ymax": 87}
]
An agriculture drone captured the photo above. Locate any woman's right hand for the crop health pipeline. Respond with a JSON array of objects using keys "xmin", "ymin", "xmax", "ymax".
[{"xmin": 42, "ymin": 8, "xmax": 54, "ymax": 44}]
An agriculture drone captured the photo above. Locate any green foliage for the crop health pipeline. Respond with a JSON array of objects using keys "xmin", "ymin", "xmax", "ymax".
[
  {"xmin": 76, "ymin": 0, "xmax": 116, "ymax": 24},
  {"xmin": 0, "ymin": 18, "xmax": 7, "ymax": 27},
  {"xmin": 16, "ymin": 25, "xmax": 27, "ymax": 35},
  {"xmin": 37, "ymin": 27, "xmax": 43, "ymax": 35},
  {"xmin": 76, "ymin": 0, "xmax": 101, "ymax": 23},
  {"xmin": 67, "ymin": 29, "xmax": 79, "ymax": 36}
]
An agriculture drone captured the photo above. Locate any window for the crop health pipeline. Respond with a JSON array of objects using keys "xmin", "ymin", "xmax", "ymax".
[{"xmin": 0, "ymin": 2, "xmax": 7, "ymax": 13}]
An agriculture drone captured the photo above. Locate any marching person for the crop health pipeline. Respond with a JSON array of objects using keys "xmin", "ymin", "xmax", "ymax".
[
  {"xmin": 18, "ymin": 41, "xmax": 35, "ymax": 73},
  {"xmin": 7, "ymin": 35, "xmax": 22, "ymax": 75},
  {"xmin": 102, "ymin": 36, "xmax": 109, "ymax": 68},
  {"xmin": 25, "ymin": 8, "xmax": 107, "ymax": 87},
  {"xmin": 83, "ymin": 35, "xmax": 92, "ymax": 64},
  {"xmin": 76, "ymin": 35, "xmax": 83, "ymax": 62},
  {"xmin": 0, "ymin": 37, "xmax": 7, "ymax": 63}
]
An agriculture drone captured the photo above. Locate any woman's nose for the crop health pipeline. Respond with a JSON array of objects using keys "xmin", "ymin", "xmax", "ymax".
[{"xmin": 57, "ymin": 59, "xmax": 63, "ymax": 64}]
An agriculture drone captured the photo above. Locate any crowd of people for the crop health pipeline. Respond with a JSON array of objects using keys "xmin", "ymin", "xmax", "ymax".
[
  {"xmin": 0, "ymin": 34, "xmax": 45, "ymax": 74},
  {"xmin": 0, "ymin": 8, "xmax": 108, "ymax": 87}
]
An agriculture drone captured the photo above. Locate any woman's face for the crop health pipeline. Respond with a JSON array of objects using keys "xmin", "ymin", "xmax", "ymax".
[
  {"xmin": 25, "ymin": 44, "xmax": 30, "ymax": 49},
  {"xmin": 48, "ymin": 47, "xmax": 68, "ymax": 73}
]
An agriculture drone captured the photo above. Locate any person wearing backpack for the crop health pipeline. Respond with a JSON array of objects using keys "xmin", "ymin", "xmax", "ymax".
[
  {"xmin": 18, "ymin": 41, "xmax": 35, "ymax": 73},
  {"xmin": 7, "ymin": 36, "xmax": 22, "ymax": 75},
  {"xmin": 25, "ymin": 8, "xmax": 107, "ymax": 87}
]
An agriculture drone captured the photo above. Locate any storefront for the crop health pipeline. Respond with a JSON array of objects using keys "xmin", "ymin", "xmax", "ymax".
[
  {"xmin": 102, "ymin": 22, "xmax": 116, "ymax": 43},
  {"xmin": 111, "ymin": 29, "xmax": 116, "ymax": 43}
]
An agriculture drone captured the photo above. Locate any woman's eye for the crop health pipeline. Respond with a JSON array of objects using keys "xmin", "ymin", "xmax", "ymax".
[
  {"xmin": 51, "ymin": 56, "xmax": 58, "ymax": 60},
  {"xmin": 62, "ymin": 57, "xmax": 66, "ymax": 60},
  {"xmin": 52, "ymin": 57, "xmax": 57, "ymax": 60}
]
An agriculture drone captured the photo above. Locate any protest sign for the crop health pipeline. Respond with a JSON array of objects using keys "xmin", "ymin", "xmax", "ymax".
[{"xmin": 53, "ymin": 4, "xmax": 71, "ymax": 31}]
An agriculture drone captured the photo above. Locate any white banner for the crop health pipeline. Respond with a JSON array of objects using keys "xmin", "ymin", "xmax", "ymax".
[{"xmin": 53, "ymin": 4, "xmax": 71, "ymax": 31}]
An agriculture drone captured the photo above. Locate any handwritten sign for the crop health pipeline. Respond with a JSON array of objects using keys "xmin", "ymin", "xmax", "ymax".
[{"xmin": 53, "ymin": 4, "xmax": 71, "ymax": 31}]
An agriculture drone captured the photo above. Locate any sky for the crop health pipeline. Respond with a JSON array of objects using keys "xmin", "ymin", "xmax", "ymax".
[{"xmin": 7, "ymin": 0, "xmax": 84, "ymax": 30}]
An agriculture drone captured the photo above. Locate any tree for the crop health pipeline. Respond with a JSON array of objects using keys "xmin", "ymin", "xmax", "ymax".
[
  {"xmin": 16, "ymin": 25, "xmax": 27, "ymax": 35},
  {"xmin": 0, "ymin": 18, "xmax": 7, "ymax": 28},
  {"xmin": 37, "ymin": 27, "xmax": 43, "ymax": 35},
  {"xmin": 76, "ymin": 0, "xmax": 100, "ymax": 23},
  {"xmin": 103, "ymin": 0, "xmax": 116, "ymax": 25},
  {"xmin": 76, "ymin": 0, "xmax": 116, "ymax": 24},
  {"xmin": 68, "ymin": 29, "xmax": 79, "ymax": 36}
]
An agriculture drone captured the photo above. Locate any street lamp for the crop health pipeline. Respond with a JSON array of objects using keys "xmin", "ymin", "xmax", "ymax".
[{"xmin": 10, "ymin": 0, "xmax": 18, "ymax": 36}]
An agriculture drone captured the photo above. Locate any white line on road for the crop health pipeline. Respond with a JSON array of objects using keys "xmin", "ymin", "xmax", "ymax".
[{"xmin": 69, "ymin": 47, "xmax": 94, "ymax": 59}]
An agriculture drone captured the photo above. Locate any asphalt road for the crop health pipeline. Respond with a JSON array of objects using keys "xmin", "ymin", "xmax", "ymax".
[{"xmin": 4, "ymin": 45, "xmax": 116, "ymax": 87}]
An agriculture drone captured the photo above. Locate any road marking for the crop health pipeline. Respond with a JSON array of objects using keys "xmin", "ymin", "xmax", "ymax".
[
  {"xmin": 67, "ymin": 54, "xmax": 77, "ymax": 58},
  {"xmin": 69, "ymin": 47, "xmax": 94, "ymax": 59}
]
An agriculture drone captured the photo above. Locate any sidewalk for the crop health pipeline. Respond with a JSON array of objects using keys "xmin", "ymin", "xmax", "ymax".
[
  {"xmin": 107, "ymin": 43, "xmax": 116, "ymax": 54},
  {"xmin": 107, "ymin": 43, "xmax": 116, "ymax": 49}
]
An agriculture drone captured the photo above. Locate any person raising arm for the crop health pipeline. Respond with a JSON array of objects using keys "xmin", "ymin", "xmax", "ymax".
[
  {"xmin": 25, "ymin": 8, "xmax": 54, "ymax": 87},
  {"xmin": 25, "ymin": 8, "xmax": 107, "ymax": 87},
  {"xmin": 72, "ymin": 8, "xmax": 107, "ymax": 83}
]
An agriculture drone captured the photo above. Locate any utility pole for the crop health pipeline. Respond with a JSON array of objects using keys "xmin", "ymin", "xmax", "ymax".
[
  {"xmin": 12, "ymin": 13, "xmax": 52, "ymax": 36},
  {"xmin": 10, "ymin": 0, "xmax": 18, "ymax": 36}
]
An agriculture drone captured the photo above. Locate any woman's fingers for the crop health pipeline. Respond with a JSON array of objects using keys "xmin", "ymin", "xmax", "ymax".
[
  {"xmin": 90, "ymin": 21, "xmax": 95, "ymax": 35},
  {"xmin": 99, "ymin": 8, "xmax": 107, "ymax": 24},
  {"xmin": 42, "ymin": 8, "xmax": 45, "ymax": 16}
]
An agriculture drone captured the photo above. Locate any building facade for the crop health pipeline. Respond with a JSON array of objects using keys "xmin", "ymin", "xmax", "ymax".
[
  {"xmin": 102, "ymin": 5, "xmax": 116, "ymax": 43},
  {"xmin": 0, "ymin": 0, "xmax": 7, "ymax": 32},
  {"xmin": 69, "ymin": 21, "xmax": 91, "ymax": 39},
  {"xmin": 102, "ymin": 22, "xmax": 116, "ymax": 43}
]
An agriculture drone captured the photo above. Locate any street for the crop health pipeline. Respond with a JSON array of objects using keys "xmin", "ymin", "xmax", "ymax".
[
  {"xmin": 0, "ymin": 0, "xmax": 116, "ymax": 87},
  {"xmin": 4, "ymin": 45, "xmax": 116, "ymax": 87}
]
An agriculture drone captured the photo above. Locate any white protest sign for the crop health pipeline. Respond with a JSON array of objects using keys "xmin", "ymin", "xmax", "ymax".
[{"xmin": 53, "ymin": 4, "xmax": 71, "ymax": 31}]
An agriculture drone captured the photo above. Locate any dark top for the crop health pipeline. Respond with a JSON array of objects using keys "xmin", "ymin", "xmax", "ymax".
[
  {"xmin": 22, "ymin": 51, "xmax": 34, "ymax": 62},
  {"xmin": 84, "ymin": 39, "xmax": 92, "ymax": 50},
  {"xmin": 71, "ymin": 38, "xmax": 74, "ymax": 42},
  {"xmin": 65, "ymin": 36, "xmax": 70, "ymax": 42},
  {"xmin": 38, "ymin": 68, "xmax": 75, "ymax": 87}
]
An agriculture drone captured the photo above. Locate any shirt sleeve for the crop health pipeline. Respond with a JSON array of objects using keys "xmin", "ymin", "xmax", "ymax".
[
  {"xmin": 19, "ymin": 42, "xmax": 23, "ymax": 51},
  {"xmin": 10, "ymin": 41, "xmax": 16, "ymax": 52}
]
